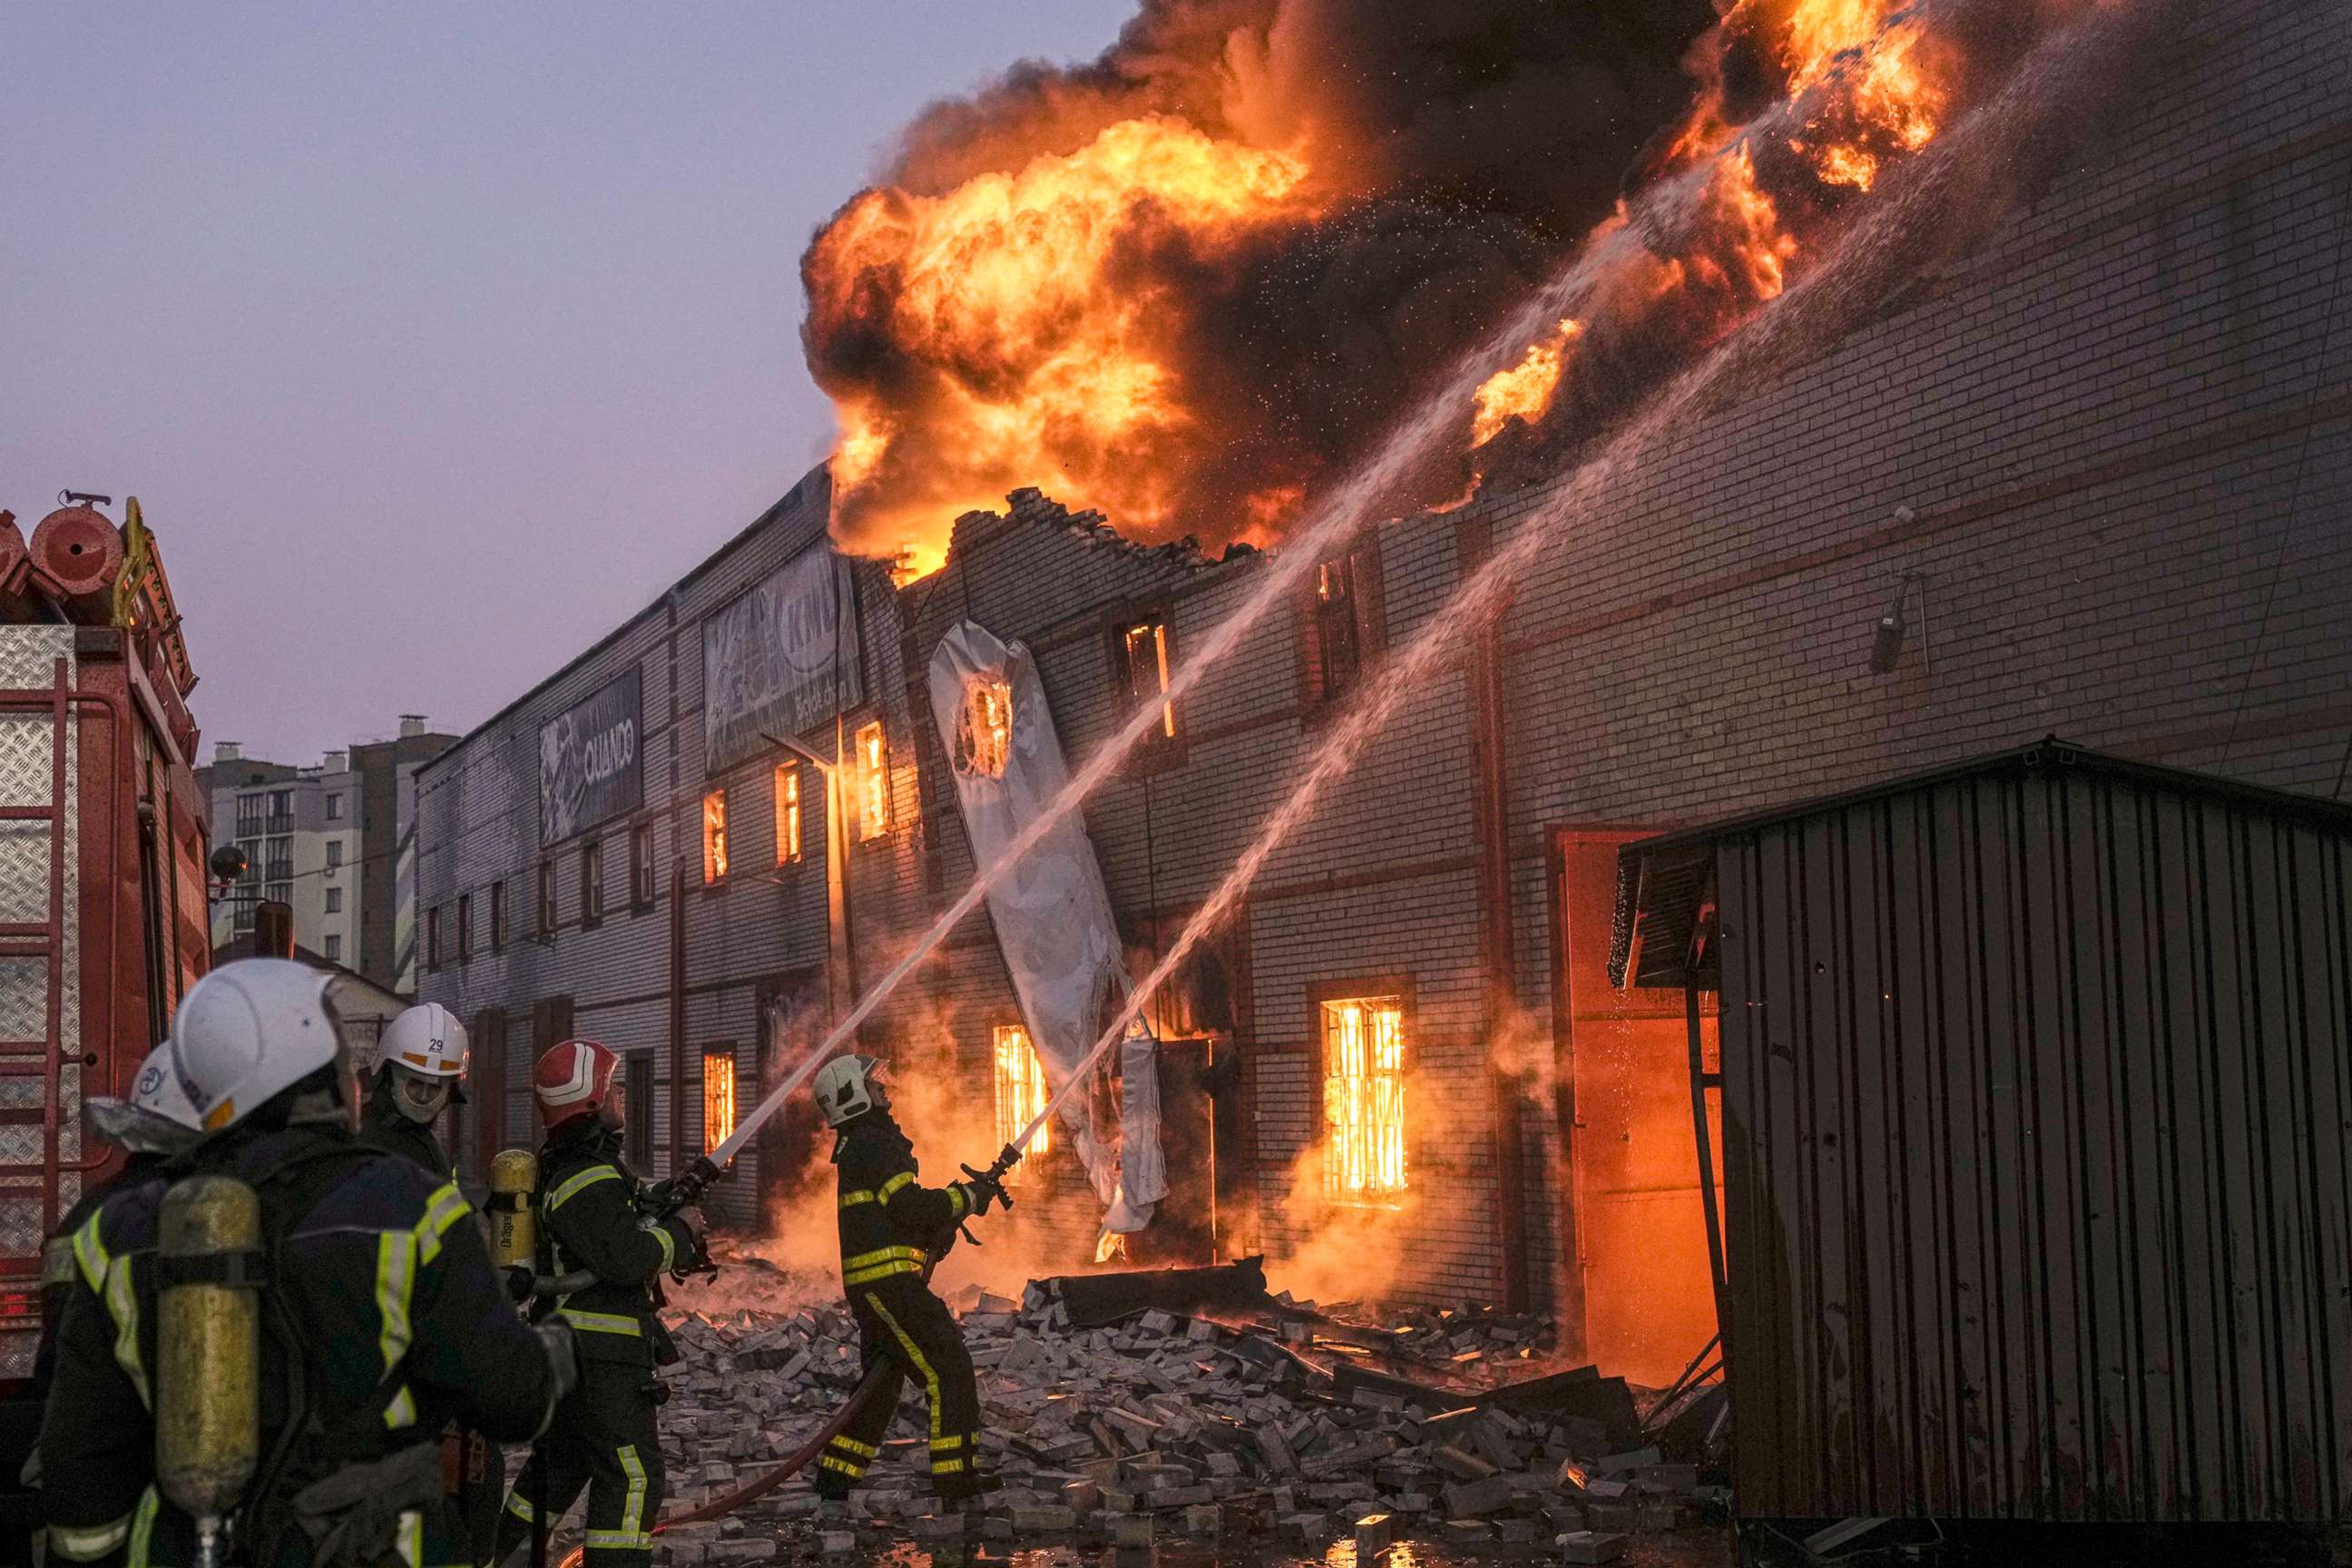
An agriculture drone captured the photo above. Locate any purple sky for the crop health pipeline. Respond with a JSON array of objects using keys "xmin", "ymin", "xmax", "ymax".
[{"xmin": 1, "ymin": 2, "xmax": 1136, "ymax": 762}]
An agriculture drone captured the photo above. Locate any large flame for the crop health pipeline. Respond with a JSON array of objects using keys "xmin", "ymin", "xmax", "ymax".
[
  {"xmin": 807, "ymin": 115, "xmax": 1313, "ymax": 575},
  {"xmin": 806, "ymin": 0, "xmax": 2089, "ymax": 569}
]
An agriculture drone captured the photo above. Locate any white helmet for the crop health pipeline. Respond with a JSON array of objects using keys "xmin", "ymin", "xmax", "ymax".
[
  {"xmin": 379, "ymin": 1003, "xmax": 467, "ymax": 1124},
  {"xmin": 85, "ymin": 1040, "xmax": 202, "ymax": 1155},
  {"xmin": 172, "ymin": 958, "xmax": 348, "ymax": 1134},
  {"xmin": 811, "ymin": 1054, "xmax": 887, "ymax": 1129}
]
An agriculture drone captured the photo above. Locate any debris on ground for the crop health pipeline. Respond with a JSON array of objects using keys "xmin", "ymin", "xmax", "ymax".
[{"xmin": 598, "ymin": 1250, "xmax": 1728, "ymax": 1565}]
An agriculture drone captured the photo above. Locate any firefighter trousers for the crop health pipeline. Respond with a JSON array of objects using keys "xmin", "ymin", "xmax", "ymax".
[
  {"xmin": 817, "ymin": 1276, "xmax": 982, "ymax": 1497},
  {"xmin": 491, "ymin": 1361, "xmax": 664, "ymax": 1568}
]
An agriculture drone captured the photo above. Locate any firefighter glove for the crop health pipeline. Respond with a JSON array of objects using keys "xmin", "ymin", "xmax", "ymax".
[{"xmin": 954, "ymin": 1180, "xmax": 998, "ymax": 1219}]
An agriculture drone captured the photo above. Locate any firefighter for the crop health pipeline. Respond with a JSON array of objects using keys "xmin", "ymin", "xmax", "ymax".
[
  {"xmin": 361, "ymin": 1002, "xmax": 468, "ymax": 1180},
  {"xmin": 36, "ymin": 959, "xmax": 577, "ymax": 1568},
  {"xmin": 808, "ymin": 1054, "xmax": 1003, "ymax": 1504},
  {"xmin": 487, "ymin": 1040, "xmax": 701, "ymax": 1568},
  {"xmin": 14, "ymin": 1041, "xmax": 203, "ymax": 1560}
]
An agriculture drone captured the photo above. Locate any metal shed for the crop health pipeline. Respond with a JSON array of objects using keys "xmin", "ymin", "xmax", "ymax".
[{"xmin": 1612, "ymin": 741, "xmax": 2351, "ymax": 1524}]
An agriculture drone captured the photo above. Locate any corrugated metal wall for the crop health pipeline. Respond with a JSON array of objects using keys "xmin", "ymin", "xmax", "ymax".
[{"xmin": 1714, "ymin": 760, "xmax": 2351, "ymax": 1522}]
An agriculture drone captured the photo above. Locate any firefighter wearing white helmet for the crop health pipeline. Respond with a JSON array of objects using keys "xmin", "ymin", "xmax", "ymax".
[
  {"xmin": 38, "ymin": 960, "xmax": 578, "ymax": 1568},
  {"xmin": 809, "ymin": 1053, "xmax": 1004, "ymax": 1503},
  {"xmin": 362, "ymin": 1001, "xmax": 468, "ymax": 1179}
]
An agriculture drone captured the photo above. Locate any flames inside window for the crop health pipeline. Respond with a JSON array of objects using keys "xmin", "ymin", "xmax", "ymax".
[
  {"xmin": 992, "ymin": 1024, "xmax": 1051, "ymax": 1181},
  {"xmin": 703, "ymin": 1048, "xmax": 736, "ymax": 1154},
  {"xmin": 857, "ymin": 722, "xmax": 890, "ymax": 840},
  {"xmin": 955, "ymin": 678, "xmax": 1014, "ymax": 779},
  {"xmin": 701, "ymin": 789, "xmax": 729, "ymax": 883},
  {"xmin": 1122, "ymin": 619, "xmax": 1175, "ymax": 740},
  {"xmin": 774, "ymin": 764, "xmax": 801, "ymax": 864},
  {"xmin": 1322, "ymin": 995, "xmax": 1406, "ymax": 1202}
]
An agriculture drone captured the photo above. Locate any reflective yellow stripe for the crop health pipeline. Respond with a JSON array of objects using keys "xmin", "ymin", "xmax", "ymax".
[
  {"xmin": 397, "ymin": 1507, "xmax": 424, "ymax": 1568},
  {"xmin": 128, "ymin": 1487, "xmax": 159, "ymax": 1568},
  {"xmin": 838, "ymin": 1190, "xmax": 877, "ymax": 1208},
  {"xmin": 877, "ymin": 1171, "xmax": 915, "ymax": 1200},
  {"xmin": 842, "ymin": 1244, "xmax": 926, "ymax": 1271},
  {"xmin": 48, "ymin": 1514, "xmax": 132, "ymax": 1560},
  {"xmin": 844, "ymin": 1258, "xmax": 925, "ymax": 1285},
  {"xmin": 548, "ymin": 1165, "xmax": 621, "ymax": 1210},
  {"xmin": 70, "ymin": 1210, "xmax": 107, "ymax": 1292},
  {"xmin": 586, "ymin": 1531, "xmax": 652, "ymax": 1550},
  {"xmin": 646, "ymin": 1220, "xmax": 676, "ymax": 1273},
  {"xmin": 930, "ymin": 1435, "xmax": 965, "ymax": 1450},
  {"xmin": 818, "ymin": 1454, "xmax": 865, "ymax": 1477},
  {"xmin": 830, "ymin": 1436, "xmax": 878, "ymax": 1458},
  {"xmin": 415, "ymin": 1182, "xmax": 472, "ymax": 1266},
  {"xmin": 505, "ymin": 1493, "xmax": 537, "ymax": 1523},
  {"xmin": 385, "ymin": 1385, "xmax": 417, "ymax": 1429},
  {"xmin": 933, "ymin": 1456, "xmax": 967, "ymax": 1474},
  {"xmin": 617, "ymin": 1445, "xmax": 647, "ymax": 1537},
  {"xmin": 867, "ymin": 1292, "xmax": 944, "ymax": 1440},
  {"xmin": 561, "ymin": 1308, "xmax": 643, "ymax": 1337},
  {"xmin": 377, "ymin": 1231, "xmax": 416, "ymax": 1372},
  {"xmin": 948, "ymin": 1185, "xmax": 969, "ymax": 1220}
]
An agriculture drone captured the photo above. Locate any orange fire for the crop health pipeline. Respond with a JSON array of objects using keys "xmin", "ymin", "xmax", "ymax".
[
  {"xmin": 807, "ymin": 116, "xmax": 1314, "ymax": 575},
  {"xmin": 1471, "ymin": 319, "xmax": 1583, "ymax": 446}
]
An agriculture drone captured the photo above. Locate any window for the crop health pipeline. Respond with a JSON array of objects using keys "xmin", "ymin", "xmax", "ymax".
[
  {"xmin": 326, "ymin": 793, "xmax": 344, "ymax": 821},
  {"xmin": 623, "ymin": 1054, "xmax": 654, "ymax": 1171},
  {"xmin": 537, "ymin": 861, "xmax": 557, "ymax": 935},
  {"xmin": 267, "ymin": 789, "xmax": 294, "ymax": 832},
  {"xmin": 1321, "ymin": 994, "xmax": 1406, "ymax": 1203},
  {"xmin": 1114, "ymin": 612, "xmax": 1179, "ymax": 747},
  {"xmin": 324, "ymin": 935, "xmax": 342, "ymax": 962},
  {"xmin": 773, "ymin": 766, "xmax": 802, "ymax": 865},
  {"xmin": 953, "ymin": 679, "xmax": 1013, "ymax": 779},
  {"xmin": 1314, "ymin": 556, "xmax": 1362, "ymax": 701},
  {"xmin": 326, "ymin": 841, "xmax": 343, "ymax": 869},
  {"xmin": 264, "ymin": 837, "xmax": 294, "ymax": 884},
  {"xmin": 581, "ymin": 838, "xmax": 604, "ymax": 925},
  {"xmin": 456, "ymin": 893, "xmax": 473, "ymax": 961},
  {"xmin": 991, "ymin": 1024, "xmax": 1052, "ymax": 1181},
  {"xmin": 630, "ymin": 822, "xmax": 656, "ymax": 908},
  {"xmin": 702, "ymin": 790, "xmax": 730, "ymax": 883},
  {"xmin": 490, "ymin": 880, "xmax": 506, "ymax": 949},
  {"xmin": 426, "ymin": 906, "xmax": 442, "ymax": 969},
  {"xmin": 703, "ymin": 1048, "xmax": 737, "ymax": 1155},
  {"xmin": 325, "ymin": 887, "xmax": 343, "ymax": 914},
  {"xmin": 235, "ymin": 793, "xmax": 265, "ymax": 838},
  {"xmin": 231, "ymin": 887, "xmax": 257, "ymax": 934},
  {"xmin": 856, "ymin": 722, "xmax": 889, "ymax": 841}
]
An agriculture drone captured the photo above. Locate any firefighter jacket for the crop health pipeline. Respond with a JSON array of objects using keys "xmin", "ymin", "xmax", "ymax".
[
  {"xmin": 30, "ymin": 1152, "xmax": 164, "ymax": 1410},
  {"xmin": 359, "ymin": 1064, "xmax": 456, "ymax": 1181},
  {"xmin": 832, "ymin": 1111, "xmax": 970, "ymax": 1289},
  {"xmin": 36, "ymin": 1122, "xmax": 562, "ymax": 1568},
  {"xmin": 536, "ymin": 1120, "xmax": 695, "ymax": 1368}
]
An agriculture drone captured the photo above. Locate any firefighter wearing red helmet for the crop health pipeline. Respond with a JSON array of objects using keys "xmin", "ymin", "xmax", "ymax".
[{"xmin": 488, "ymin": 1040, "xmax": 703, "ymax": 1568}]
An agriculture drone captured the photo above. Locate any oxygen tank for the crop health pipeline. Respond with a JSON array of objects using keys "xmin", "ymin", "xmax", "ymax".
[
  {"xmin": 487, "ymin": 1149, "xmax": 538, "ymax": 1269},
  {"xmin": 156, "ymin": 1175, "xmax": 262, "ymax": 1567}
]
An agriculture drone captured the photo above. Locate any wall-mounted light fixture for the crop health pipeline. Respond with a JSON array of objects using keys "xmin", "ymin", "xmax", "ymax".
[{"xmin": 1869, "ymin": 569, "xmax": 1931, "ymax": 676}]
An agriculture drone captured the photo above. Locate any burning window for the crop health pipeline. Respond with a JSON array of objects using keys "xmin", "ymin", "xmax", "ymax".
[
  {"xmin": 703, "ymin": 1047, "xmax": 736, "ymax": 1155},
  {"xmin": 954, "ymin": 678, "xmax": 1014, "ymax": 779},
  {"xmin": 991, "ymin": 1024, "xmax": 1052, "ymax": 1181},
  {"xmin": 702, "ymin": 789, "xmax": 729, "ymax": 883},
  {"xmin": 1114, "ymin": 612, "xmax": 1178, "ymax": 746},
  {"xmin": 1321, "ymin": 995, "xmax": 1406, "ymax": 1203},
  {"xmin": 1314, "ymin": 556, "xmax": 1362, "ymax": 701},
  {"xmin": 774, "ymin": 764, "xmax": 802, "ymax": 864},
  {"xmin": 856, "ymin": 721, "xmax": 890, "ymax": 840}
]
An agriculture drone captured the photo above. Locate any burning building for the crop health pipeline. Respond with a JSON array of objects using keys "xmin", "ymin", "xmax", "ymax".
[{"xmin": 416, "ymin": 0, "xmax": 2347, "ymax": 1398}]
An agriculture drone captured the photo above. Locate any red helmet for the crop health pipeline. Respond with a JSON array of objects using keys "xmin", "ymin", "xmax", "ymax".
[{"xmin": 535, "ymin": 1038, "xmax": 621, "ymax": 1129}]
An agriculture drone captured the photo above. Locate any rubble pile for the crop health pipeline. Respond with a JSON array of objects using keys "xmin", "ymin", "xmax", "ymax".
[{"xmin": 641, "ymin": 1266, "xmax": 1726, "ymax": 1566}]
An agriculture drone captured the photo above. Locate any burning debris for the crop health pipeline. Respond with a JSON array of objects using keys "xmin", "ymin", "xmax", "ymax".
[{"xmin": 617, "ymin": 1248, "xmax": 1723, "ymax": 1565}]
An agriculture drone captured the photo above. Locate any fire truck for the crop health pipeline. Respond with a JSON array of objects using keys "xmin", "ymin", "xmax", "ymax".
[{"xmin": 0, "ymin": 495, "xmax": 212, "ymax": 1528}]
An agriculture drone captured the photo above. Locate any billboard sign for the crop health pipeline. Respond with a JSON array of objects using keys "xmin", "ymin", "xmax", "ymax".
[
  {"xmin": 702, "ymin": 547, "xmax": 863, "ymax": 774},
  {"xmin": 540, "ymin": 668, "xmax": 642, "ymax": 846}
]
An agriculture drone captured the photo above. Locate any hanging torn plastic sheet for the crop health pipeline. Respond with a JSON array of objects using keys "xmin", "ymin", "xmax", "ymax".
[{"xmin": 926, "ymin": 619, "xmax": 1167, "ymax": 1236}]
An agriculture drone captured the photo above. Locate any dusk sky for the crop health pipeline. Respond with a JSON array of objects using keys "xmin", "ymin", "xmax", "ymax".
[{"xmin": 1, "ymin": 2, "xmax": 1134, "ymax": 762}]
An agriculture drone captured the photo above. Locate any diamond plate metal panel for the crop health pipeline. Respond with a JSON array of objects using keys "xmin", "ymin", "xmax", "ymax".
[
  {"xmin": 0, "ymin": 1329, "xmax": 34, "ymax": 1380},
  {"xmin": 0, "ymin": 629, "xmax": 79, "ymax": 1253}
]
